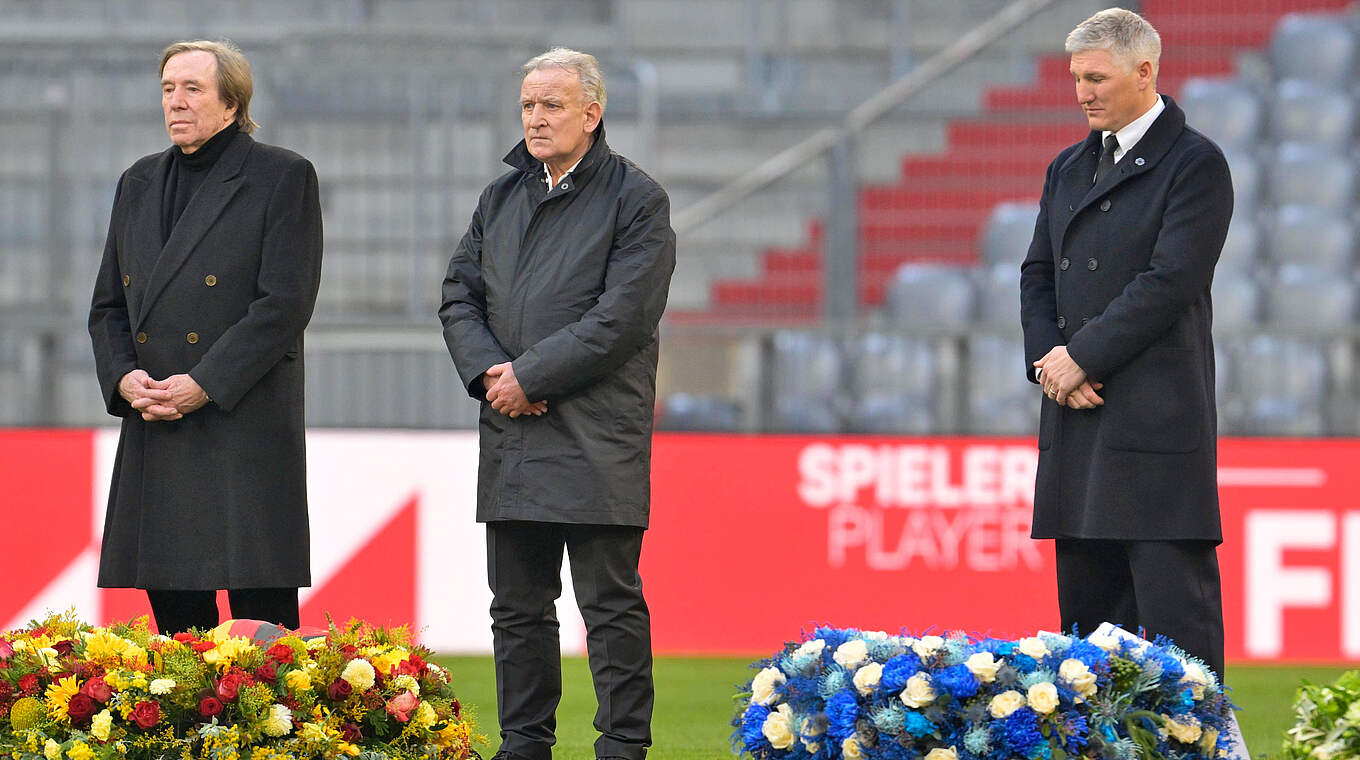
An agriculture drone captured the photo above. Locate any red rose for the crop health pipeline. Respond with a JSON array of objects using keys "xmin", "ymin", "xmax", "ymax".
[
  {"xmin": 172, "ymin": 632, "xmax": 195, "ymax": 643},
  {"xmin": 385, "ymin": 690, "xmax": 418, "ymax": 722},
  {"xmin": 67, "ymin": 693, "xmax": 97, "ymax": 723},
  {"xmin": 199, "ymin": 696, "xmax": 224, "ymax": 718},
  {"xmin": 217, "ymin": 673, "xmax": 247, "ymax": 702},
  {"xmin": 190, "ymin": 640, "xmax": 216, "ymax": 654},
  {"xmin": 52, "ymin": 640, "xmax": 74, "ymax": 657},
  {"xmin": 326, "ymin": 678, "xmax": 352, "ymax": 701},
  {"xmin": 341, "ymin": 723, "xmax": 362, "ymax": 743},
  {"xmin": 340, "ymin": 644, "xmax": 358, "ymax": 658},
  {"xmin": 130, "ymin": 701, "xmax": 160, "ymax": 729},
  {"xmin": 254, "ymin": 663, "xmax": 277, "ymax": 683},
  {"xmin": 17, "ymin": 674, "xmax": 38, "ymax": 695},
  {"xmin": 80, "ymin": 677, "xmax": 113, "ymax": 704},
  {"xmin": 266, "ymin": 643, "xmax": 295, "ymax": 664}
]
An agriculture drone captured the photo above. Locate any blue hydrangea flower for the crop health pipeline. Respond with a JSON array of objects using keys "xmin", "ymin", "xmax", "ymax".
[
  {"xmin": 933, "ymin": 663, "xmax": 980, "ymax": 700},
  {"xmin": 1064, "ymin": 640, "xmax": 1109, "ymax": 668},
  {"xmin": 736, "ymin": 704, "xmax": 770, "ymax": 750},
  {"xmin": 825, "ymin": 690, "xmax": 859, "ymax": 742},
  {"xmin": 1001, "ymin": 708, "xmax": 1045, "ymax": 755},
  {"xmin": 880, "ymin": 652, "xmax": 923, "ymax": 692}
]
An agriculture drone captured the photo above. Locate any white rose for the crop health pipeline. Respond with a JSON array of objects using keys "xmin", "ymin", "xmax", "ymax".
[
  {"xmin": 750, "ymin": 666, "xmax": 786, "ymax": 706},
  {"xmin": 833, "ymin": 640, "xmax": 869, "ymax": 670},
  {"xmin": 795, "ymin": 639, "xmax": 826, "ymax": 660},
  {"xmin": 762, "ymin": 704, "xmax": 796, "ymax": 749},
  {"xmin": 1027, "ymin": 682, "xmax": 1060, "ymax": 715},
  {"xmin": 924, "ymin": 747, "xmax": 958, "ymax": 760},
  {"xmin": 1164, "ymin": 715, "xmax": 1202, "ymax": 744},
  {"xmin": 1017, "ymin": 637, "xmax": 1049, "ymax": 659},
  {"xmin": 912, "ymin": 635, "xmax": 944, "ymax": 659},
  {"xmin": 44, "ymin": 740, "xmax": 60, "ymax": 760},
  {"xmin": 965, "ymin": 652, "xmax": 999, "ymax": 683},
  {"xmin": 842, "ymin": 736, "xmax": 865, "ymax": 760},
  {"xmin": 1087, "ymin": 631, "xmax": 1120, "ymax": 653},
  {"xmin": 988, "ymin": 690, "xmax": 1025, "ymax": 718},
  {"xmin": 149, "ymin": 678, "xmax": 177, "ymax": 695},
  {"xmin": 853, "ymin": 662, "xmax": 883, "ymax": 695},
  {"xmin": 1180, "ymin": 662, "xmax": 1210, "ymax": 700},
  {"xmin": 900, "ymin": 672, "xmax": 935, "ymax": 708},
  {"xmin": 1059, "ymin": 658, "xmax": 1098, "ymax": 698}
]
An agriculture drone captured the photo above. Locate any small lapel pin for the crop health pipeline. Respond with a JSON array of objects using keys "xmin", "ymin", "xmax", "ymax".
[{"xmin": 1134, "ymin": 157, "xmax": 1145, "ymax": 166}]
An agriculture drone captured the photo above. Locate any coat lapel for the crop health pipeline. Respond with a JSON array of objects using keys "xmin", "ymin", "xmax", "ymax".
[
  {"xmin": 121, "ymin": 149, "xmax": 172, "ymax": 321},
  {"xmin": 136, "ymin": 133, "xmax": 252, "ymax": 327}
]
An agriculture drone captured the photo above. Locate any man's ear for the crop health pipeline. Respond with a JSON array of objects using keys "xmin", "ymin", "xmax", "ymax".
[
  {"xmin": 1137, "ymin": 60, "xmax": 1155, "ymax": 90},
  {"xmin": 584, "ymin": 101, "xmax": 603, "ymax": 133}
]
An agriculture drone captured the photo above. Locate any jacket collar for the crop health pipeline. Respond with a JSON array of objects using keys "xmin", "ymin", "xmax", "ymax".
[
  {"xmin": 135, "ymin": 130, "xmax": 253, "ymax": 327},
  {"xmin": 504, "ymin": 119, "xmax": 610, "ymax": 186},
  {"xmin": 1060, "ymin": 94, "xmax": 1185, "ymax": 191}
]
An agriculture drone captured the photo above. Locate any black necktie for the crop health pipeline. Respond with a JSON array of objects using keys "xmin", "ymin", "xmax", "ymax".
[{"xmin": 1094, "ymin": 133, "xmax": 1119, "ymax": 185}]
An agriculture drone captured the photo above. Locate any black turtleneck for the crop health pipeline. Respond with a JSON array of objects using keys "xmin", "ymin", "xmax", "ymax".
[{"xmin": 161, "ymin": 122, "xmax": 239, "ymax": 245}]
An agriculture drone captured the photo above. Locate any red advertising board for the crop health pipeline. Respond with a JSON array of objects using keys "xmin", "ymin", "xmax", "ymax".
[{"xmin": 1, "ymin": 429, "xmax": 1358, "ymax": 662}]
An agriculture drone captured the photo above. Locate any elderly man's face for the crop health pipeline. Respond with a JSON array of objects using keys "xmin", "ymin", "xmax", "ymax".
[
  {"xmin": 520, "ymin": 66, "xmax": 601, "ymax": 171},
  {"xmin": 162, "ymin": 50, "xmax": 236, "ymax": 153},
  {"xmin": 1070, "ymin": 48, "xmax": 1155, "ymax": 133}
]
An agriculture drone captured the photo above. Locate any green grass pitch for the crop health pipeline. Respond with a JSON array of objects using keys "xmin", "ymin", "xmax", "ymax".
[{"xmin": 434, "ymin": 656, "xmax": 1351, "ymax": 759}]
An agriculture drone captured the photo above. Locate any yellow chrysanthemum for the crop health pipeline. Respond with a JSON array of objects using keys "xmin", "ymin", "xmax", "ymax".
[
  {"xmin": 67, "ymin": 741, "xmax": 95, "ymax": 760},
  {"xmin": 45, "ymin": 675, "xmax": 80, "ymax": 720},
  {"xmin": 435, "ymin": 720, "xmax": 472, "ymax": 750},
  {"xmin": 43, "ymin": 739, "xmax": 59, "ymax": 760},
  {"xmin": 91, "ymin": 709, "xmax": 113, "ymax": 742},
  {"xmin": 84, "ymin": 630, "xmax": 148, "ymax": 669},
  {"xmin": 285, "ymin": 669, "xmax": 312, "ymax": 692}
]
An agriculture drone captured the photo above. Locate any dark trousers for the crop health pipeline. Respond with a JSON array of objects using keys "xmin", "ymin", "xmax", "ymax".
[
  {"xmin": 146, "ymin": 587, "xmax": 300, "ymax": 635},
  {"xmin": 1055, "ymin": 538, "xmax": 1225, "ymax": 678},
  {"xmin": 487, "ymin": 521, "xmax": 653, "ymax": 760}
]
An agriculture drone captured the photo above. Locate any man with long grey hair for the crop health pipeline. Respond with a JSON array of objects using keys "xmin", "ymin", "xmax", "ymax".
[
  {"xmin": 1020, "ymin": 8, "xmax": 1232, "ymax": 681},
  {"xmin": 439, "ymin": 47, "xmax": 674, "ymax": 760}
]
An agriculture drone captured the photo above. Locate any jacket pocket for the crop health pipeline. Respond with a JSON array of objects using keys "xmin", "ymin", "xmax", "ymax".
[{"xmin": 1098, "ymin": 346, "xmax": 1203, "ymax": 453}]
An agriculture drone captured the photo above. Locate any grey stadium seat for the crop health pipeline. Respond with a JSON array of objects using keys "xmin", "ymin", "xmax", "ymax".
[
  {"xmin": 1269, "ymin": 79, "xmax": 1356, "ymax": 147},
  {"xmin": 1271, "ymin": 14, "xmax": 1357, "ymax": 85},
  {"xmin": 771, "ymin": 396, "xmax": 842, "ymax": 434},
  {"xmin": 1212, "ymin": 271, "xmax": 1260, "ymax": 330},
  {"xmin": 1266, "ymin": 265, "xmax": 1356, "ymax": 327},
  {"xmin": 769, "ymin": 331, "xmax": 845, "ymax": 433},
  {"xmin": 980, "ymin": 201, "xmax": 1040, "ymax": 269},
  {"xmin": 1267, "ymin": 205, "xmax": 1355, "ymax": 274},
  {"xmin": 1179, "ymin": 78, "xmax": 1263, "ymax": 152},
  {"xmin": 1237, "ymin": 335, "xmax": 1330, "ymax": 435},
  {"xmin": 973, "ymin": 264, "xmax": 1021, "ymax": 330},
  {"xmin": 1222, "ymin": 151, "xmax": 1262, "ymax": 214},
  {"xmin": 1270, "ymin": 142, "xmax": 1356, "ymax": 210},
  {"xmin": 966, "ymin": 335, "xmax": 1038, "ymax": 435},
  {"xmin": 885, "ymin": 264, "xmax": 976, "ymax": 327},
  {"xmin": 657, "ymin": 393, "xmax": 743, "ymax": 432},
  {"xmin": 1216, "ymin": 217, "xmax": 1261, "ymax": 274},
  {"xmin": 847, "ymin": 333, "xmax": 939, "ymax": 434}
]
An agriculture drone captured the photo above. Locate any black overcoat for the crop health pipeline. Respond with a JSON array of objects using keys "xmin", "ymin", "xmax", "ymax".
[
  {"xmin": 439, "ymin": 124, "xmax": 676, "ymax": 528},
  {"xmin": 1019, "ymin": 96, "xmax": 1232, "ymax": 542},
  {"xmin": 88, "ymin": 132, "xmax": 323, "ymax": 589}
]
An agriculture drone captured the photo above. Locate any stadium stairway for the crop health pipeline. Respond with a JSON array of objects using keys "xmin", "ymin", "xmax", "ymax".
[{"xmin": 676, "ymin": 0, "xmax": 1351, "ymax": 323}]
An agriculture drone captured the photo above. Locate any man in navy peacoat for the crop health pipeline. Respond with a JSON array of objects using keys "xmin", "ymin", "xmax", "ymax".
[{"xmin": 1019, "ymin": 9, "xmax": 1232, "ymax": 678}]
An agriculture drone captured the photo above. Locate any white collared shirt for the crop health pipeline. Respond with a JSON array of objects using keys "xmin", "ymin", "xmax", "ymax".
[
  {"xmin": 544, "ymin": 157, "xmax": 584, "ymax": 189},
  {"xmin": 1102, "ymin": 94, "xmax": 1165, "ymax": 164}
]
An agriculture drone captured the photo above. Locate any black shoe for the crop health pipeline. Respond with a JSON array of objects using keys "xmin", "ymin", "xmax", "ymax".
[{"xmin": 490, "ymin": 752, "xmax": 534, "ymax": 760}]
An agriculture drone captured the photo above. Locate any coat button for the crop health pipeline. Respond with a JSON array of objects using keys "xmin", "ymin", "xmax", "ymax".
[
  {"xmin": 1081, "ymin": 316, "xmax": 1090, "ymax": 326},
  {"xmin": 1087, "ymin": 258, "xmax": 1098, "ymax": 270},
  {"xmin": 204, "ymin": 275, "xmax": 217, "ymax": 286},
  {"xmin": 122, "ymin": 274, "xmax": 131, "ymax": 287},
  {"xmin": 135, "ymin": 332, "xmax": 147, "ymax": 343},
  {"xmin": 186, "ymin": 332, "xmax": 199, "ymax": 344},
  {"xmin": 1057, "ymin": 316, "xmax": 1067, "ymax": 329},
  {"xmin": 1099, "ymin": 199, "xmax": 1111, "ymax": 212},
  {"xmin": 1068, "ymin": 204, "xmax": 1075, "ymax": 212},
  {"xmin": 1059, "ymin": 258, "xmax": 1070, "ymax": 271}
]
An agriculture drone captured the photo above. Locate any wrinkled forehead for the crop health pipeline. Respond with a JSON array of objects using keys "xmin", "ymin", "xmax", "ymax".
[
  {"xmin": 520, "ymin": 66, "xmax": 585, "ymax": 99},
  {"xmin": 1068, "ymin": 47, "xmax": 1136, "ymax": 76},
  {"xmin": 162, "ymin": 50, "xmax": 218, "ymax": 84}
]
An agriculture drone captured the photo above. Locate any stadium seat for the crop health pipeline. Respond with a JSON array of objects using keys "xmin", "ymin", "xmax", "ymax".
[
  {"xmin": 1238, "ymin": 335, "xmax": 1330, "ymax": 435},
  {"xmin": 1269, "ymin": 142, "xmax": 1356, "ymax": 211},
  {"xmin": 979, "ymin": 201, "xmax": 1040, "ymax": 269},
  {"xmin": 847, "ymin": 394, "xmax": 937, "ymax": 435},
  {"xmin": 973, "ymin": 264, "xmax": 1021, "ymax": 331},
  {"xmin": 769, "ymin": 331, "xmax": 845, "ymax": 432},
  {"xmin": 1266, "ymin": 205, "xmax": 1355, "ymax": 274},
  {"xmin": 1179, "ymin": 78, "xmax": 1263, "ymax": 152},
  {"xmin": 966, "ymin": 335, "xmax": 1038, "ymax": 435},
  {"xmin": 1270, "ymin": 13, "xmax": 1358, "ymax": 85},
  {"xmin": 1266, "ymin": 265, "xmax": 1356, "ymax": 327},
  {"xmin": 1212, "ymin": 271, "xmax": 1260, "ymax": 330},
  {"xmin": 657, "ymin": 393, "xmax": 743, "ymax": 432},
  {"xmin": 771, "ymin": 395, "xmax": 843, "ymax": 434},
  {"xmin": 846, "ymin": 333, "xmax": 939, "ymax": 434},
  {"xmin": 1216, "ymin": 217, "xmax": 1261, "ymax": 274},
  {"xmin": 1221, "ymin": 151, "xmax": 1262, "ymax": 215},
  {"xmin": 884, "ymin": 264, "xmax": 976, "ymax": 327},
  {"xmin": 1269, "ymin": 79, "xmax": 1356, "ymax": 147}
]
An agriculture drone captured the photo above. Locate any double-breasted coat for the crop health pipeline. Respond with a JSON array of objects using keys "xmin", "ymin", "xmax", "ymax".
[
  {"xmin": 88, "ymin": 131, "xmax": 323, "ymax": 589},
  {"xmin": 439, "ymin": 123, "xmax": 676, "ymax": 528},
  {"xmin": 1019, "ymin": 96, "xmax": 1233, "ymax": 542}
]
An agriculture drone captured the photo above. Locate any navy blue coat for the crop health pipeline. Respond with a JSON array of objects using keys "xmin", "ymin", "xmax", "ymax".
[
  {"xmin": 439, "ymin": 124, "xmax": 676, "ymax": 528},
  {"xmin": 1019, "ymin": 96, "xmax": 1232, "ymax": 542}
]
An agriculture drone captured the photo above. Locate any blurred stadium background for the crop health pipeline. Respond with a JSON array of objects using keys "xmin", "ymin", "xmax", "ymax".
[{"xmin": 2, "ymin": 0, "xmax": 1356, "ymax": 436}]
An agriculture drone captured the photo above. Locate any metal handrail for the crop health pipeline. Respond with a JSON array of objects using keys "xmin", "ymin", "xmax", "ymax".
[{"xmin": 672, "ymin": 0, "xmax": 1061, "ymax": 234}]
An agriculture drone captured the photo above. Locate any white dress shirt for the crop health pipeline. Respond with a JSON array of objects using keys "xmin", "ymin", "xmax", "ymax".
[{"xmin": 1102, "ymin": 94, "xmax": 1165, "ymax": 164}]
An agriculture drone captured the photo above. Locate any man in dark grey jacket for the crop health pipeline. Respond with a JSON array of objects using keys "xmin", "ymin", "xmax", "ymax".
[{"xmin": 439, "ymin": 48, "xmax": 675, "ymax": 760}]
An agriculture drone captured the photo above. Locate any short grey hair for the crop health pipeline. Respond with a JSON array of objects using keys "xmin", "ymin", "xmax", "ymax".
[
  {"xmin": 522, "ymin": 47, "xmax": 607, "ymax": 111},
  {"xmin": 1065, "ymin": 8, "xmax": 1161, "ymax": 74}
]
